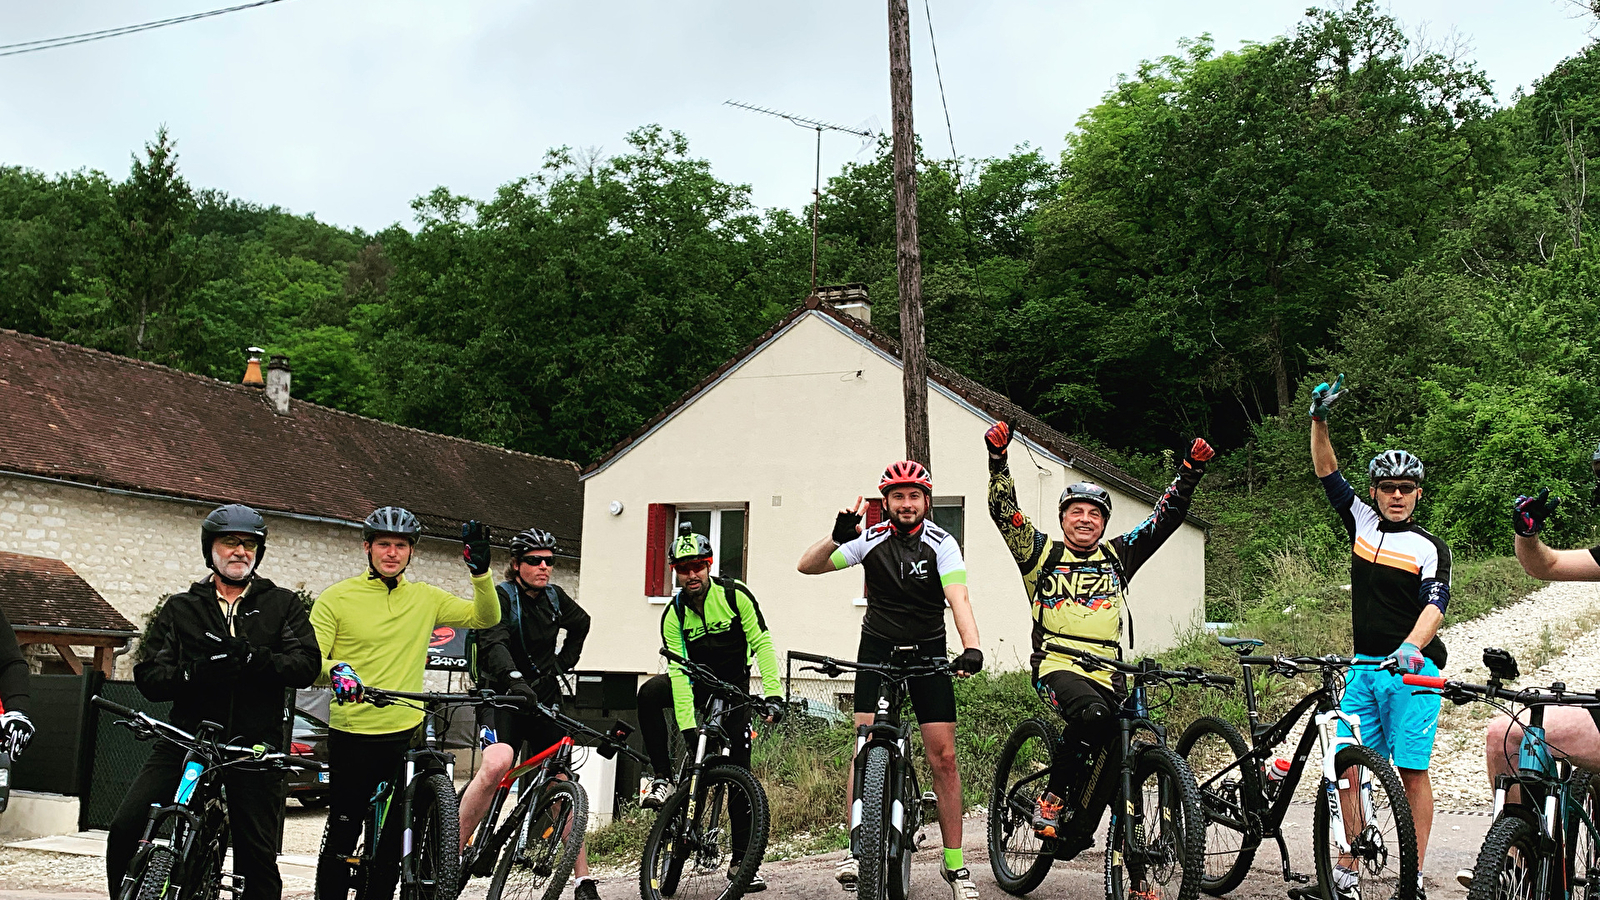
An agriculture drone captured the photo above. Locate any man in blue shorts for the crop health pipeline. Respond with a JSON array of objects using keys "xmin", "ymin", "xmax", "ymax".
[{"xmin": 1311, "ymin": 375, "xmax": 1451, "ymax": 900}]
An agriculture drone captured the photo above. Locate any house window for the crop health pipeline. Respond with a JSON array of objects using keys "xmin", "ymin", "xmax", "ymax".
[
  {"xmin": 930, "ymin": 496, "xmax": 965, "ymax": 549},
  {"xmin": 644, "ymin": 503, "xmax": 748, "ymax": 598}
]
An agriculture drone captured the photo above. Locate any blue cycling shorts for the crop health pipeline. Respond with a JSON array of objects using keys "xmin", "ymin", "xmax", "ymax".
[{"xmin": 1336, "ymin": 654, "xmax": 1442, "ymax": 771}]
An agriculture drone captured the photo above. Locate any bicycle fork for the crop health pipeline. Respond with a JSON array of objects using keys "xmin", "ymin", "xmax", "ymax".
[{"xmin": 1316, "ymin": 709, "xmax": 1371, "ymax": 857}]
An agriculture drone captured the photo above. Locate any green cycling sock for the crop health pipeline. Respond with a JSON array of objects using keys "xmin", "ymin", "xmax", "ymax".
[{"xmin": 944, "ymin": 847, "xmax": 964, "ymax": 871}]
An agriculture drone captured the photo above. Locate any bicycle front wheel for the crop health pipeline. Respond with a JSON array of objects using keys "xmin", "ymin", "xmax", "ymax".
[
  {"xmin": 988, "ymin": 717, "xmax": 1059, "ymax": 896},
  {"xmin": 1105, "ymin": 745, "xmax": 1205, "ymax": 900},
  {"xmin": 857, "ymin": 746, "xmax": 893, "ymax": 900},
  {"xmin": 403, "ymin": 773, "xmax": 462, "ymax": 900},
  {"xmin": 1313, "ymin": 744, "xmax": 1417, "ymax": 900},
  {"xmin": 1175, "ymin": 716, "xmax": 1260, "ymax": 895},
  {"xmin": 122, "ymin": 845, "xmax": 177, "ymax": 900},
  {"xmin": 640, "ymin": 763, "xmax": 769, "ymax": 900},
  {"xmin": 1570, "ymin": 771, "xmax": 1600, "ymax": 900},
  {"xmin": 1466, "ymin": 815, "xmax": 1538, "ymax": 900},
  {"xmin": 488, "ymin": 779, "xmax": 588, "ymax": 900}
]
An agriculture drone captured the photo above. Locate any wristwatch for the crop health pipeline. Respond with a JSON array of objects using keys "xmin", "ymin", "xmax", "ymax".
[{"xmin": 509, "ymin": 670, "xmax": 524, "ymax": 681}]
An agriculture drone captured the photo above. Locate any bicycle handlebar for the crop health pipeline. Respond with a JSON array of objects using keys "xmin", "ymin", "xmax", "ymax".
[
  {"xmin": 92, "ymin": 695, "xmax": 295, "ymax": 765},
  {"xmin": 1401, "ymin": 673, "xmax": 1600, "ymax": 707},
  {"xmin": 1238, "ymin": 654, "xmax": 1397, "ymax": 673},
  {"xmin": 1044, "ymin": 644, "xmax": 1235, "ymax": 687},
  {"xmin": 788, "ymin": 649, "xmax": 952, "ymax": 679},
  {"xmin": 362, "ymin": 687, "xmax": 650, "ymax": 765},
  {"xmin": 659, "ymin": 649, "xmax": 774, "ymax": 714}
]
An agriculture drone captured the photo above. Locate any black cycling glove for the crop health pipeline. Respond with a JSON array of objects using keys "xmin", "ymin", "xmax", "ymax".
[
  {"xmin": 952, "ymin": 648, "xmax": 984, "ymax": 676},
  {"xmin": 765, "ymin": 696, "xmax": 786, "ymax": 725},
  {"xmin": 832, "ymin": 510, "xmax": 863, "ymax": 545},
  {"xmin": 462, "ymin": 520, "xmax": 492, "ymax": 575},
  {"xmin": 1513, "ymin": 489, "xmax": 1560, "ymax": 537}
]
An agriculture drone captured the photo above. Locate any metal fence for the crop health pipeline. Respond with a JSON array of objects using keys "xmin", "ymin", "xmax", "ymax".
[{"xmin": 81, "ymin": 679, "xmax": 171, "ymax": 831}]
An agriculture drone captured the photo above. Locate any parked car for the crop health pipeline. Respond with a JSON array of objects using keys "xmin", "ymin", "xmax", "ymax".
[{"xmin": 286, "ymin": 706, "xmax": 330, "ymax": 808}]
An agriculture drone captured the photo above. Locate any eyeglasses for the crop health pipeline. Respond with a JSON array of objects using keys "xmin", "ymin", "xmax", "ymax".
[
  {"xmin": 518, "ymin": 555, "xmax": 554, "ymax": 568},
  {"xmin": 673, "ymin": 561, "xmax": 710, "ymax": 576},
  {"xmin": 1375, "ymin": 482, "xmax": 1418, "ymax": 496},
  {"xmin": 215, "ymin": 536, "xmax": 260, "ymax": 552}
]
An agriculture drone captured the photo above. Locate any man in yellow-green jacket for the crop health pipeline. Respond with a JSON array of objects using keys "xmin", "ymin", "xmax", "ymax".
[{"xmin": 312, "ymin": 506, "xmax": 501, "ymax": 900}]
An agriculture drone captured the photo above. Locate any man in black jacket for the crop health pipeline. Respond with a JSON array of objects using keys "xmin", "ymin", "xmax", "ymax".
[
  {"xmin": 107, "ymin": 504, "xmax": 320, "ymax": 900},
  {"xmin": 457, "ymin": 528, "xmax": 595, "ymax": 895}
]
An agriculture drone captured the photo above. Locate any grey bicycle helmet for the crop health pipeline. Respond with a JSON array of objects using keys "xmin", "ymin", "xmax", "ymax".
[
  {"xmin": 1368, "ymin": 450, "xmax": 1425, "ymax": 482},
  {"xmin": 201, "ymin": 503, "xmax": 268, "ymax": 570},
  {"xmin": 363, "ymin": 506, "xmax": 422, "ymax": 543},
  {"xmin": 510, "ymin": 527, "xmax": 558, "ymax": 555},
  {"xmin": 1059, "ymin": 482, "xmax": 1113, "ymax": 517}
]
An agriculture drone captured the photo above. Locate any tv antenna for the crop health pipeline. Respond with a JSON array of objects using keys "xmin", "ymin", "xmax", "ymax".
[{"xmin": 726, "ymin": 100, "xmax": 876, "ymax": 295}]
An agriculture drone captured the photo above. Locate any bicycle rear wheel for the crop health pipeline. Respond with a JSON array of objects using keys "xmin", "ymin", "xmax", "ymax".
[
  {"xmin": 640, "ymin": 763, "xmax": 769, "ymax": 900},
  {"xmin": 488, "ymin": 779, "xmax": 588, "ymax": 900},
  {"xmin": 1313, "ymin": 744, "xmax": 1417, "ymax": 900},
  {"xmin": 1570, "ymin": 771, "xmax": 1600, "ymax": 900},
  {"xmin": 987, "ymin": 717, "xmax": 1059, "ymax": 896},
  {"xmin": 403, "ymin": 773, "xmax": 462, "ymax": 900},
  {"xmin": 1175, "ymin": 716, "xmax": 1261, "ymax": 895},
  {"xmin": 1466, "ymin": 815, "xmax": 1537, "ymax": 900},
  {"xmin": 1105, "ymin": 745, "xmax": 1205, "ymax": 900}
]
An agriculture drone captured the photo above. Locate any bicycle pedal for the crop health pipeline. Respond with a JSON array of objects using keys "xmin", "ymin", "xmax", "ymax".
[{"xmin": 1287, "ymin": 873, "xmax": 1311, "ymax": 884}]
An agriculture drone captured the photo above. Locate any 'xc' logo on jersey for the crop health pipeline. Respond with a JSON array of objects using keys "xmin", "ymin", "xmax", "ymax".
[{"xmin": 905, "ymin": 559, "xmax": 930, "ymax": 579}]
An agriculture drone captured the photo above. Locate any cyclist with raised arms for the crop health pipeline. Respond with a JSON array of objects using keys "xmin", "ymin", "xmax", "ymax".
[
  {"xmin": 109, "ymin": 504, "xmax": 320, "ymax": 900},
  {"xmin": 797, "ymin": 460, "xmax": 984, "ymax": 900},
  {"xmin": 637, "ymin": 523, "xmax": 784, "ymax": 891},
  {"xmin": 983, "ymin": 421, "xmax": 1212, "ymax": 853},
  {"xmin": 1311, "ymin": 375, "xmax": 1451, "ymax": 900},
  {"xmin": 457, "ymin": 527, "xmax": 597, "ymax": 898},
  {"xmin": 312, "ymin": 507, "xmax": 501, "ymax": 900}
]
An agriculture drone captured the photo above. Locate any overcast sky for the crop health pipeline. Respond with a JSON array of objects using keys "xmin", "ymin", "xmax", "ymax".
[{"xmin": 1, "ymin": 1, "xmax": 1593, "ymax": 233}]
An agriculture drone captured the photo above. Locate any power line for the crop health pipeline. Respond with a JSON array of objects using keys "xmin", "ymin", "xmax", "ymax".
[{"xmin": 0, "ymin": 0, "xmax": 290, "ymax": 59}]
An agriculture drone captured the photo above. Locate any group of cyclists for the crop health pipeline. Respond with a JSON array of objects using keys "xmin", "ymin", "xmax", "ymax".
[{"xmin": 4, "ymin": 370, "xmax": 1600, "ymax": 900}]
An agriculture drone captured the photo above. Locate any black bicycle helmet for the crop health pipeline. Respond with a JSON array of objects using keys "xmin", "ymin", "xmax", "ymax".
[
  {"xmin": 510, "ymin": 527, "xmax": 558, "ymax": 555},
  {"xmin": 668, "ymin": 521, "xmax": 714, "ymax": 565},
  {"xmin": 1059, "ymin": 482, "xmax": 1113, "ymax": 518},
  {"xmin": 201, "ymin": 504, "xmax": 267, "ymax": 583},
  {"xmin": 363, "ymin": 506, "xmax": 422, "ymax": 543},
  {"xmin": 1368, "ymin": 450, "xmax": 1425, "ymax": 482}
]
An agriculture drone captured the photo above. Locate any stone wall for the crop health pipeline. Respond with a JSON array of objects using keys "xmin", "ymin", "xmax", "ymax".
[{"xmin": 0, "ymin": 475, "xmax": 580, "ymax": 677}]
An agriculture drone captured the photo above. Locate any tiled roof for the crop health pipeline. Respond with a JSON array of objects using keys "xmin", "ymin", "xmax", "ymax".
[
  {"xmin": 0, "ymin": 551, "xmax": 135, "ymax": 634},
  {"xmin": 583, "ymin": 297, "xmax": 1199, "ymax": 520},
  {"xmin": 0, "ymin": 330, "xmax": 583, "ymax": 552}
]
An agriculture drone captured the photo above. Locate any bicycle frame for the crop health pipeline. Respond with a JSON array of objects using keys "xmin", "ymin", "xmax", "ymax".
[
  {"xmin": 1492, "ymin": 704, "xmax": 1600, "ymax": 900},
  {"xmin": 123, "ymin": 723, "xmax": 240, "ymax": 900}
]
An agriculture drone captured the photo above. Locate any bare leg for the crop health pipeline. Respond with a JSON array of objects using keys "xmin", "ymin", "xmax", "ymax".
[
  {"xmin": 459, "ymin": 743, "xmax": 513, "ymax": 852},
  {"xmin": 1399, "ymin": 768, "xmax": 1433, "ymax": 870},
  {"xmin": 920, "ymin": 722, "xmax": 963, "ymax": 854},
  {"xmin": 1485, "ymin": 708, "xmax": 1600, "ymax": 809}
]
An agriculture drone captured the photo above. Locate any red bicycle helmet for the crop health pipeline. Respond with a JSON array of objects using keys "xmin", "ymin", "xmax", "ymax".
[{"xmin": 879, "ymin": 460, "xmax": 933, "ymax": 496}]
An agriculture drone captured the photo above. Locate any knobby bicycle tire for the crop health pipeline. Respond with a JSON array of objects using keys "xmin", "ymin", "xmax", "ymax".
[
  {"xmin": 857, "ymin": 746, "xmax": 894, "ymax": 900},
  {"xmin": 127, "ymin": 846, "xmax": 177, "ymax": 900},
  {"xmin": 1176, "ymin": 715, "xmax": 1261, "ymax": 895},
  {"xmin": 1466, "ymin": 815, "xmax": 1538, "ymax": 900},
  {"xmin": 403, "ymin": 772, "xmax": 461, "ymax": 900},
  {"xmin": 488, "ymin": 778, "xmax": 588, "ymax": 900},
  {"xmin": 988, "ymin": 717, "xmax": 1060, "ymax": 896},
  {"xmin": 1313, "ymin": 744, "xmax": 1417, "ymax": 900},
  {"xmin": 1105, "ymin": 745, "xmax": 1205, "ymax": 900},
  {"xmin": 639, "ymin": 763, "xmax": 768, "ymax": 900}
]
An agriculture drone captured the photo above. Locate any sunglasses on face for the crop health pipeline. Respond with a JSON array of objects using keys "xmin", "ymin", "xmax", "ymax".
[
  {"xmin": 215, "ymin": 536, "xmax": 260, "ymax": 552},
  {"xmin": 674, "ymin": 562, "xmax": 710, "ymax": 576},
  {"xmin": 1375, "ymin": 482, "xmax": 1418, "ymax": 496},
  {"xmin": 518, "ymin": 555, "xmax": 554, "ymax": 568}
]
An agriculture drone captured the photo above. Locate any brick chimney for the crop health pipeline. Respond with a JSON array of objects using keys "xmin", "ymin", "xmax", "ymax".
[
  {"xmin": 242, "ymin": 347, "xmax": 265, "ymax": 386},
  {"xmin": 265, "ymin": 355, "xmax": 292, "ymax": 415},
  {"xmin": 818, "ymin": 283, "xmax": 870, "ymax": 325}
]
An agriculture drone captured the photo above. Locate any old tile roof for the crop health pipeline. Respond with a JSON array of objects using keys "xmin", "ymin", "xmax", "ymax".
[
  {"xmin": 0, "ymin": 330, "xmax": 583, "ymax": 553},
  {"xmin": 584, "ymin": 297, "xmax": 1208, "ymax": 523},
  {"xmin": 0, "ymin": 551, "xmax": 135, "ymax": 634}
]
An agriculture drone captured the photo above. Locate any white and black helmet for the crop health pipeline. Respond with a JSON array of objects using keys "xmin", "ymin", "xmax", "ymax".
[
  {"xmin": 1059, "ymin": 482, "xmax": 1113, "ymax": 517},
  {"xmin": 1368, "ymin": 450, "xmax": 1425, "ymax": 482},
  {"xmin": 363, "ymin": 506, "xmax": 422, "ymax": 543},
  {"xmin": 510, "ymin": 527, "xmax": 558, "ymax": 555}
]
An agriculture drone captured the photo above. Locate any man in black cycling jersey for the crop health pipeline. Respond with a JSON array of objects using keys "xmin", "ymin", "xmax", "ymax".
[
  {"xmin": 109, "ymin": 504, "xmax": 321, "ymax": 900},
  {"xmin": 1311, "ymin": 375, "xmax": 1451, "ymax": 900},
  {"xmin": 457, "ymin": 527, "xmax": 597, "ymax": 899},
  {"xmin": 984, "ymin": 421, "xmax": 1211, "ymax": 852},
  {"xmin": 0, "ymin": 605, "xmax": 33, "ymax": 766},
  {"xmin": 637, "ymin": 524, "xmax": 784, "ymax": 891},
  {"xmin": 797, "ymin": 460, "xmax": 984, "ymax": 900}
]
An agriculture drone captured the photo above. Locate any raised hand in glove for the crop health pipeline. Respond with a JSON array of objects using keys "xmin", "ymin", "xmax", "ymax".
[
  {"xmin": 952, "ymin": 648, "xmax": 984, "ymax": 677},
  {"xmin": 330, "ymin": 662, "xmax": 364, "ymax": 704},
  {"xmin": 1309, "ymin": 374, "xmax": 1348, "ymax": 421},
  {"xmin": 0, "ymin": 710, "xmax": 34, "ymax": 760},
  {"xmin": 833, "ymin": 497, "xmax": 865, "ymax": 545},
  {"xmin": 1386, "ymin": 642, "xmax": 1426, "ymax": 675},
  {"xmin": 985, "ymin": 421, "xmax": 1013, "ymax": 457},
  {"xmin": 1184, "ymin": 438, "xmax": 1215, "ymax": 469},
  {"xmin": 462, "ymin": 520, "xmax": 492, "ymax": 576},
  {"xmin": 763, "ymin": 696, "xmax": 786, "ymax": 725},
  {"xmin": 1513, "ymin": 488, "xmax": 1560, "ymax": 538}
]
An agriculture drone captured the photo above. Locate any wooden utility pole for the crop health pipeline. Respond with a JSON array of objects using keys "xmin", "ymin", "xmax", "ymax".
[{"xmin": 888, "ymin": 0, "xmax": 930, "ymax": 467}]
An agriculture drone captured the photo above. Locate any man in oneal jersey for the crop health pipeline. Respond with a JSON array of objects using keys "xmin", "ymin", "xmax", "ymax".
[
  {"xmin": 797, "ymin": 460, "xmax": 983, "ymax": 900},
  {"xmin": 984, "ymin": 421, "xmax": 1211, "ymax": 849},
  {"xmin": 1311, "ymin": 375, "xmax": 1451, "ymax": 900}
]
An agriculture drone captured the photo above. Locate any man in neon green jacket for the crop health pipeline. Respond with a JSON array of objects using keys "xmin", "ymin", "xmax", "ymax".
[{"xmin": 312, "ymin": 507, "xmax": 501, "ymax": 900}]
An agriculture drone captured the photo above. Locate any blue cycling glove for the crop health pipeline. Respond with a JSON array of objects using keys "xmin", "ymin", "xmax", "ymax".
[
  {"xmin": 1387, "ymin": 642, "xmax": 1426, "ymax": 675},
  {"xmin": 1309, "ymin": 374, "xmax": 1348, "ymax": 421}
]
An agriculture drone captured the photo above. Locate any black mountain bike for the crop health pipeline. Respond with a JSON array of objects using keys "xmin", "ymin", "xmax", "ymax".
[
  {"xmin": 988, "ymin": 646, "xmax": 1220, "ymax": 900},
  {"xmin": 93, "ymin": 695, "xmax": 296, "ymax": 900},
  {"xmin": 788, "ymin": 648, "xmax": 947, "ymax": 900},
  {"xmin": 1404, "ymin": 648, "xmax": 1600, "ymax": 900},
  {"xmin": 640, "ymin": 648, "xmax": 776, "ymax": 900},
  {"xmin": 459, "ymin": 690, "xmax": 644, "ymax": 900},
  {"xmin": 1175, "ymin": 638, "xmax": 1417, "ymax": 900}
]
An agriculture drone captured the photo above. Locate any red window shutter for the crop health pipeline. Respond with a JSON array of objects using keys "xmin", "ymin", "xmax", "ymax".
[
  {"xmin": 645, "ymin": 503, "xmax": 674, "ymax": 596},
  {"xmin": 862, "ymin": 494, "xmax": 882, "ymax": 597}
]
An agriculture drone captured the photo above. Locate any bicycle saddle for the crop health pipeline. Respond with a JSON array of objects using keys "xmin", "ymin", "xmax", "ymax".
[{"xmin": 1217, "ymin": 637, "xmax": 1264, "ymax": 652}]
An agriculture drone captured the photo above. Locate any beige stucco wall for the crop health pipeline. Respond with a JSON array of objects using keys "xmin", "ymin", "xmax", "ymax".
[
  {"xmin": 578, "ymin": 311, "xmax": 1206, "ymax": 686},
  {"xmin": 0, "ymin": 475, "xmax": 577, "ymax": 677}
]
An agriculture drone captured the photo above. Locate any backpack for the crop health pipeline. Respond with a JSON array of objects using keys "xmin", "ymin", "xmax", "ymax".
[{"xmin": 466, "ymin": 581, "xmax": 552, "ymax": 686}]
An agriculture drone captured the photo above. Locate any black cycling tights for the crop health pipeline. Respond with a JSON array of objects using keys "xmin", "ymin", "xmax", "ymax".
[
  {"xmin": 316, "ymin": 728, "xmax": 414, "ymax": 900},
  {"xmin": 1036, "ymin": 670, "xmax": 1120, "ymax": 800}
]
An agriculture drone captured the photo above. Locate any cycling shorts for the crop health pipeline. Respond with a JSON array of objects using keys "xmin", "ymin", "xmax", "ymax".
[
  {"xmin": 1338, "ymin": 654, "xmax": 1441, "ymax": 770},
  {"xmin": 476, "ymin": 703, "xmax": 568, "ymax": 759},
  {"xmin": 851, "ymin": 633, "xmax": 955, "ymax": 724}
]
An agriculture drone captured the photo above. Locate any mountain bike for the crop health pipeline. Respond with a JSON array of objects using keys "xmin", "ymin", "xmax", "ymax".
[
  {"xmin": 457, "ymin": 689, "xmax": 645, "ymax": 900},
  {"xmin": 987, "ymin": 645, "xmax": 1220, "ymax": 900},
  {"xmin": 788, "ymin": 647, "xmax": 949, "ymax": 900},
  {"xmin": 1174, "ymin": 638, "xmax": 1417, "ymax": 900},
  {"xmin": 1403, "ymin": 648, "xmax": 1600, "ymax": 900},
  {"xmin": 93, "ymin": 694, "xmax": 297, "ymax": 900},
  {"xmin": 640, "ymin": 648, "xmax": 778, "ymax": 900}
]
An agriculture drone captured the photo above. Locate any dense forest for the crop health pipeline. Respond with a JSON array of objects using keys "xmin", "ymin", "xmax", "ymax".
[{"xmin": 4, "ymin": 2, "xmax": 1598, "ymax": 614}]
